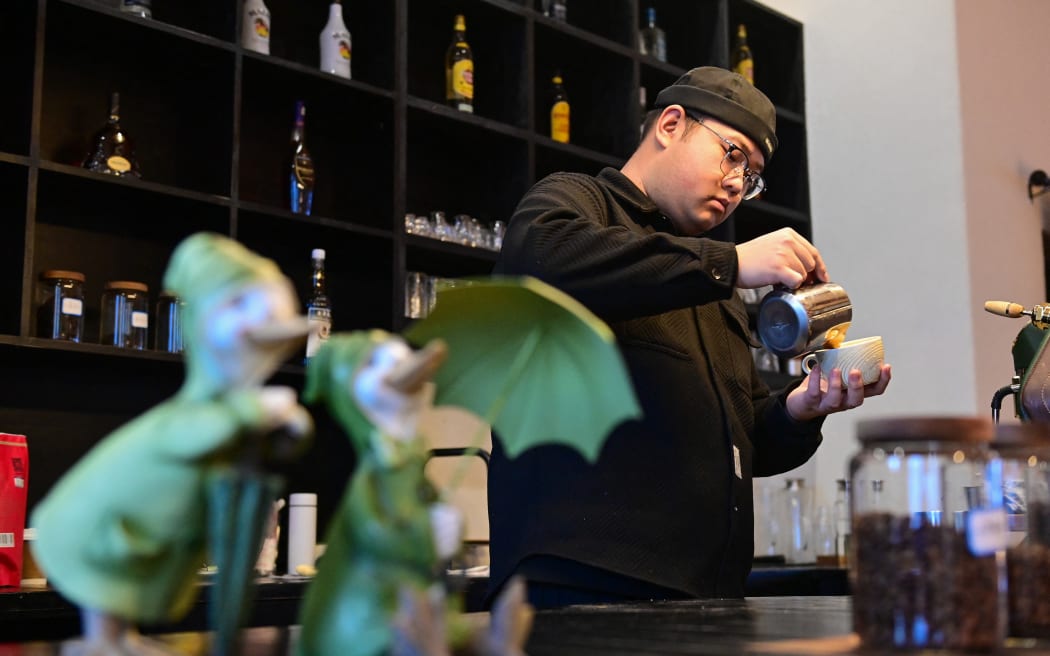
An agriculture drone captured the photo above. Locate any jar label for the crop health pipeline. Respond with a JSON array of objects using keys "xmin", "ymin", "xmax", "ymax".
[
  {"xmin": 61, "ymin": 297, "xmax": 83, "ymax": 317},
  {"xmin": 967, "ymin": 507, "xmax": 1007, "ymax": 556},
  {"xmin": 131, "ymin": 311, "xmax": 149, "ymax": 329}
]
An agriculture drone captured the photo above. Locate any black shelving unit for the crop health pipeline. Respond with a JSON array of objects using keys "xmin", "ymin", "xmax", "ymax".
[{"xmin": 0, "ymin": 0, "xmax": 809, "ymax": 529}]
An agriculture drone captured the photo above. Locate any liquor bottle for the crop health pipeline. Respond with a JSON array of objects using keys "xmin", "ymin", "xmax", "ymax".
[
  {"xmin": 120, "ymin": 0, "xmax": 151, "ymax": 19},
  {"xmin": 242, "ymin": 0, "xmax": 271, "ymax": 55},
  {"xmin": 305, "ymin": 249, "xmax": 332, "ymax": 360},
  {"xmin": 445, "ymin": 14, "xmax": 474, "ymax": 114},
  {"xmin": 549, "ymin": 72, "xmax": 570, "ymax": 143},
  {"xmin": 731, "ymin": 23, "xmax": 754, "ymax": 85},
  {"xmin": 83, "ymin": 92, "xmax": 141, "ymax": 179},
  {"xmin": 319, "ymin": 0, "xmax": 351, "ymax": 79},
  {"xmin": 638, "ymin": 7, "xmax": 667, "ymax": 63},
  {"xmin": 288, "ymin": 101, "xmax": 315, "ymax": 216},
  {"xmin": 549, "ymin": 0, "xmax": 567, "ymax": 21}
]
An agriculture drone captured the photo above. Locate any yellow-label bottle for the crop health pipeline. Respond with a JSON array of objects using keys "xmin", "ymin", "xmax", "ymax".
[
  {"xmin": 445, "ymin": 14, "xmax": 474, "ymax": 113},
  {"xmin": 732, "ymin": 23, "xmax": 754, "ymax": 85},
  {"xmin": 550, "ymin": 73, "xmax": 570, "ymax": 143}
]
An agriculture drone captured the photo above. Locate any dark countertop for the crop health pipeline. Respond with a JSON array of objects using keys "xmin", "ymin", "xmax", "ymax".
[
  {"xmin": 0, "ymin": 565, "xmax": 849, "ymax": 644},
  {"xmin": 2, "ymin": 596, "xmax": 858, "ymax": 655}
]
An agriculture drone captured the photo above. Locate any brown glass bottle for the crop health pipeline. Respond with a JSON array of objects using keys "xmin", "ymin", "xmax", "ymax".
[
  {"xmin": 83, "ymin": 92, "xmax": 141, "ymax": 178},
  {"xmin": 445, "ymin": 14, "xmax": 474, "ymax": 113},
  {"xmin": 732, "ymin": 24, "xmax": 754, "ymax": 85}
]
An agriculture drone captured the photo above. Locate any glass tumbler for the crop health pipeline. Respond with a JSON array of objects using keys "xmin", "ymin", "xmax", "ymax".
[
  {"xmin": 850, "ymin": 416, "xmax": 1006, "ymax": 651},
  {"xmin": 101, "ymin": 280, "xmax": 149, "ymax": 349}
]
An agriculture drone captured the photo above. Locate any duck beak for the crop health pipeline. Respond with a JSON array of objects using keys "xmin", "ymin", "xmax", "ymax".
[
  {"xmin": 385, "ymin": 339, "xmax": 448, "ymax": 394},
  {"xmin": 246, "ymin": 317, "xmax": 312, "ymax": 347}
]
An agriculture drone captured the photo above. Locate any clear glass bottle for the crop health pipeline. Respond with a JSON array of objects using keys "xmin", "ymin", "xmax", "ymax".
[
  {"xmin": 305, "ymin": 248, "xmax": 332, "ymax": 360},
  {"xmin": 445, "ymin": 14, "xmax": 474, "ymax": 113},
  {"xmin": 38, "ymin": 270, "xmax": 85, "ymax": 343},
  {"xmin": 833, "ymin": 479, "xmax": 851, "ymax": 567},
  {"xmin": 288, "ymin": 101, "xmax": 315, "ymax": 216},
  {"xmin": 242, "ymin": 0, "xmax": 271, "ymax": 55},
  {"xmin": 320, "ymin": 0, "xmax": 351, "ymax": 79},
  {"xmin": 639, "ymin": 7, "xmax": 667, "ymax": 63},
  {"xmin": 83, "ymin": 92, "xmax": 141, "ymax": 179},
  {"xmin": 782, "ymin": 478, "xmax": 813, "ymax": 564},
  {"xmin": 850, "ymin": 417, "xmax": 1006, "ymax": 650},
  {"xmin": 992, "ymin": 423, "xmax": 1050, "ymax": 639},
  {"xmin": 101, "ymin": 281, "xmax": 149, "ymax": 350}
]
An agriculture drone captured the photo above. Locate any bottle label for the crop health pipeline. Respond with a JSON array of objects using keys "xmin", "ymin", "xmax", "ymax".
[
  {"xmin": 338, "ymin": 37, "xmax": 351, "ymax": 62},
  {"xmin": 61, "ymin": 297, "xmax": 83, "ymax": 317},
  {"xmin": 306, "ymin": 308, "xmax": 332, "ymax": 358},
  {"xmin": 452, "ymin": 59, "xmax": 474, "ymax": 100},
  {"xmin": 106, "ymin": 155, "xmax": 131, "ymax": 173},
  {"xmin": 131, "ymin": 310, "xmax": 149, "ymax": 329},
  {"xmin": 967, "ymin": 507, "xmax": 1008, "ymax": 556},
  {"xmin": 735, "ymin": 59, "xmax": 754, "ymax": 85},
  {"xmin": 293, "ymin": 154, "xmax": 315, "ymax": 187},
  {"xmin": 551, "ymin": 101, "xmax": 570, "ymax": 143}
]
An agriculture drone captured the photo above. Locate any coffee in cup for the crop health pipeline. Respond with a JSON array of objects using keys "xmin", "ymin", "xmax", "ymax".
[{"xmin": 802, "ymin": 336, "xmax": 884, "ymax": 388}]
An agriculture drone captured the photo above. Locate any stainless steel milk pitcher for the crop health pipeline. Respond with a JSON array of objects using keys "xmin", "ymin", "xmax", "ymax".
[{"xmin": 756, "ymin": 282, "xmax": 852, "ymax": 358}]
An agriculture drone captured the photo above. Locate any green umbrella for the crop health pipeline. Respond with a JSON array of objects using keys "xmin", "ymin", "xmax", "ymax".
[{"xmin": 404, "ymin": 276, "xmax": 641, "ymax": 463}]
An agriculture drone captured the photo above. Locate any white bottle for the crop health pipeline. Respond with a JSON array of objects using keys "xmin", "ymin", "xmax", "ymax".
[
  {"xmin": 242, "ymin": 0, "xmax": 271, "ymax": 55},
  {"xmin": 320, "ymin": 0, "xmax": 352, "ymax": 79},
  {"xmin": 287, "ymin": 493, "xmax": 317, "ymax": 575}
]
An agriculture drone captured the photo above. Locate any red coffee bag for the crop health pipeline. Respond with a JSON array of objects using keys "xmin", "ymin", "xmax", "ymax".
[{"xmin": 0, "ymin": 434, "xmax": 28, "ymax": 587}]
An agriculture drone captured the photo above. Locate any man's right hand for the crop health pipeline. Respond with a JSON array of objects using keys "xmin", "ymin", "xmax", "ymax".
[{"xmin": 735, "ymin": 227, "xmax": 828, "ymax": 289}]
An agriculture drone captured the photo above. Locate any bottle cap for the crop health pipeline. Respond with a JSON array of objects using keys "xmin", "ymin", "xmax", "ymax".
[
  {"xmin": 290, "ymin": 493, "xmax": 317, "ymax": 507},
  {"xmin": 311, "ymin": 248, "xmax": 326, "ymax": 260}
]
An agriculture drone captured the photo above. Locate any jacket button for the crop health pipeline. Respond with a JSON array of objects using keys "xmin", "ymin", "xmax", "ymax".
[{"xmin": 711, "ymin": 266, "xmax": 723, "ymax": 280}]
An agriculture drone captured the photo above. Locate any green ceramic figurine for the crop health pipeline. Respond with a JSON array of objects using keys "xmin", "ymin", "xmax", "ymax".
[
  {"xmin": 31, "ymin": 233, "xmax": 314, "ymax": 655},
  {"xmin": 297, "ymin": 330, "xmax": 531, "ymax": 656}
]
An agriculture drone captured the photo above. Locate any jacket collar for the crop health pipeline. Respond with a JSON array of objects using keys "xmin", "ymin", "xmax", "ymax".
[{"xmin": 597, "ymin": 167, "xmax": 672, "ymax": 231}]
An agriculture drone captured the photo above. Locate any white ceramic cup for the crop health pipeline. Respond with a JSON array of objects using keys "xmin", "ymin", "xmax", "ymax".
[{"xmin": 802, "ymin": 335, "xmax": 884, "ymax": 388}]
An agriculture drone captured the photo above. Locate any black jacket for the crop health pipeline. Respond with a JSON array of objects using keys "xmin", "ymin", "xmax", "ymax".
[{"xmin": 488, "ymin": 168, "xmax": 824, "ymax": 599}]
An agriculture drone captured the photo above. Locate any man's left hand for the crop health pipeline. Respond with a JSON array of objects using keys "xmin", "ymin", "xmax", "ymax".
[{"xmin": 785, "ymin": 363, "xmax": 892, "ymax": 422}]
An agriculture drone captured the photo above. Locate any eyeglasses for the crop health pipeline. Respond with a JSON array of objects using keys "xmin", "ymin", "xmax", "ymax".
[{"xmin": 688, "ymin": 115, "xmax": 766, "ymax": 201}]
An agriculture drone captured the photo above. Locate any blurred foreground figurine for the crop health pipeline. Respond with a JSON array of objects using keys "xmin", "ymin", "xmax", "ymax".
[
  {"xmin": 32, "ymin": 233, "xmax": 313, "ymax": 655},
  {"xmin": 298, "ymin": 331, "xmax": 532, "ymax": 656}
]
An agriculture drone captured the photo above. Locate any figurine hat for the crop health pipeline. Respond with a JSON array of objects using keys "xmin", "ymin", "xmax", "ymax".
[
  {"xmin": 304, "ymin": 330, "xmax": 390, "ymax": 451},
  {"xmin": 654, "ymin": 66, "xmax": 778, "ymax": 160},
  {"xmin": 164, "ymin": 232, "xmax": 284, "ymax": 306}
]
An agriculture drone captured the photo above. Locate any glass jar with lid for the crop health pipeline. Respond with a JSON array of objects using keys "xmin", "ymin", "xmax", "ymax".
[
  {"xmin": 100, "ymin": 280, "xmax": 149, "ymax": 350},
  {"xmin": 992, "ymin": 422, "xmax": 1050, "ymax": 639},
  {"xmin": 850, "ymin": 416, "xmax": 1006, "ymax": 651},
  {"xmin": 37, "ymin": 270, "xmax": 85, "ymax": 342}
]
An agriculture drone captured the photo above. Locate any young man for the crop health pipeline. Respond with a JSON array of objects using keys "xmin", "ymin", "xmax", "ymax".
[{"xmin": 488, "ymin": 67, "xmax": 891, "ymax": 608}]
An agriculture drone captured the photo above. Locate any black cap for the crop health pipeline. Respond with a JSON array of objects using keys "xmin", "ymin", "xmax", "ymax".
[{"xmin": 654, "ymin": 66, "xmax": 778, "ymax": 161}]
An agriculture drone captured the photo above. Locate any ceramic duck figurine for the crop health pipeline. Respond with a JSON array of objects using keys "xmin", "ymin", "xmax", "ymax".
[
  {"xmin": 297, "ymin": 330, "xmax": 457, "ymax": 656},
  {"xmin": 31, "ymin": 233, "xmax": 314, "ymax": 655}
]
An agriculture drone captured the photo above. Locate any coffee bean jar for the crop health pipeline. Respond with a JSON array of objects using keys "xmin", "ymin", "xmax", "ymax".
[
  {"xmin": 850, "ymin": 417, "xmax": 1006, "ymax": 651},
  {"xmin": 991, "ymin": 422, "xmax": 1050, "ymax": 639}
]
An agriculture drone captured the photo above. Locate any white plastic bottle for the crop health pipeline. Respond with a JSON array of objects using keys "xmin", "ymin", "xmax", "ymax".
[
  {"xmin": 320, "ymin": 0, "xmax": 351, "ymax": 79},
  {"xmin": 242, "ymin": 0, "xmax": 271, "ymax": 55},
  {"xmin": 287, "ymin": 493, "xmax": 317, "ymax": 575}
]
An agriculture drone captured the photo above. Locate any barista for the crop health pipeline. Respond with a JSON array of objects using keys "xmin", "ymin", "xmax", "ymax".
[{"xmin": 486, "ymin": 66, "xmax": 892, "ymax": 608}]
